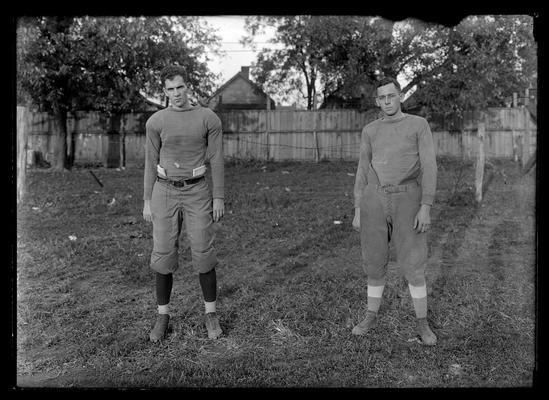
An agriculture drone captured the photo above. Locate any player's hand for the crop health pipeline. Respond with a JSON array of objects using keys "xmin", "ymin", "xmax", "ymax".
[
  {"xmin": 213, "ymin": 198, "xmax": 225, "ymax": 222},
  {"xmin": 413, "ymin": 204, "xmax": 431, "ymax": 233},
  {"xmin": 352, "ymin": 207, "xmax": 361, "ymax": 232},
  {"xmin": 143, "ymin": 200, "xmax": 153, "ymax": 223}
]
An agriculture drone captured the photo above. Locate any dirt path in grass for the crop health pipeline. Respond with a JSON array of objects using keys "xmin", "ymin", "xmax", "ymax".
[
  {"xmin": 313, "ymin": 163, "xmax": 535, "ymax": 282},
  {"xmin": 315, "ymin": 163, "xmax": 536, "ymax": 324},
  {"xmin": 428, "ymin": 165, "xmax": 536, "ymax": 289}
]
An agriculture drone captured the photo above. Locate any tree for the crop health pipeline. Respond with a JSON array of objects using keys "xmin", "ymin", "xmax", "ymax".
[
  {"xmin": 408, "ymin": 15, "xmax": 537, "ymax": 118},
  {"xmin": 313, "ymin": 17, "xmax": 462, "ymax": 110},
  {"xmin": 243, "ymin": 16, "xmax": 330, "ymax": 109},
  {"xmin": 318, "ymin": 15, "xmax": 536, "ymax": 116},
  {"xmin": 244, "ymin": 15, "xmax": 536, "ymax": 116},
  {"xmin": 17, "ymin": 17, "xmax": 76, "ymax": 170},
  {"xmin": 17, "ymin": 16, "xmax": 221, "ymax": 170},
  {"xmin": 243, "ymin": 16, "xmax": 449, "ymax": 109}
]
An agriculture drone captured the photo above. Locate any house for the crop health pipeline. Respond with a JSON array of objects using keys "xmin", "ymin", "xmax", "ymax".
[
  {"xmin": 400, "ymin": 90, "xmax": 424, "ymax": 115},
  {"xmin": 207, "ymin": 66, "xmax": 276, "ymax": 111},
  {"xmin": 320, "ymin": 94, "xmax": 367, "ymax": 110},
  {"xmin": 401, "ymin": 89, "xmax": 457, "ymax": 132},
  {"xmin": 139, "ymin": 96, "xmax": 165, "ymax": 112},
  {"xmin": 319, "ymin": 81, "xmax": 377, "ymax": 111},
  {"xmin": 276, "ymin": 103, "xmax": 299, "ymax": 110}
]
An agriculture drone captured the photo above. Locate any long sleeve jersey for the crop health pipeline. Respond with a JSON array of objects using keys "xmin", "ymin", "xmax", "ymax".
[
  {"xmin": 143, "ymin": 106, "xmax": 224, "ymax": 201},
  {"xmin": 354, "ymin": 113, "xmax": 437, "ymax": 207}
]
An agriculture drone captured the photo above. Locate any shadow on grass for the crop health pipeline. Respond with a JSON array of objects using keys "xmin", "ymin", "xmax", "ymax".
[{"xmin": 429, "ymin": 159, "xmax": 501, "ymax": 304}]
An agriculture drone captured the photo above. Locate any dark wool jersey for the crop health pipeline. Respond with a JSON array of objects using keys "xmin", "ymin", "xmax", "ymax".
[
  {"xmin": 354, "ymin": 113, "xmax": 437, "ymax": 207},
  {"xmin": 143, "ymin": 106, "xmax": 224, "ymax": 200}
]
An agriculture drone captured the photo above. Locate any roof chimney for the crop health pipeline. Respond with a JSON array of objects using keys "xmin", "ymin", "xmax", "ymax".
[{"xmin": 241, "ymin": 66, "xmax": 250, "ymax": 79}]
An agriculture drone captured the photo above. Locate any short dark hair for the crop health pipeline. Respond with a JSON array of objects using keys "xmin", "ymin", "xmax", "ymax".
[
  {"xmin": 374, "ymin": 77, "xmax": 401, "ymax": 94},
  {"xmin": 160, "ymin": 65, "xmax": 187, "ymax": 85}
]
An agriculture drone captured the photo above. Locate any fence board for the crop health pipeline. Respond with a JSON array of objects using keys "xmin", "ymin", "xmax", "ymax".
[
  {"xmin": 17, "ymin": 107, "xmax": 28, "ymax": 202},
  {"xmin": 475, "ymin": 123, "xmax": 486, "ymax": 202},
  {"xmin": 23, "ymin": 107, "xmax": 537, "ymax": 165}
]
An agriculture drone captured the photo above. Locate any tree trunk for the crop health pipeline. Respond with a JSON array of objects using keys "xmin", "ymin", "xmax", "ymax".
[
  {"xmin": 306, "ymin": 84, "xmax": 316, "ymax": 110},
  {"xmin": 51, "ymin": 106, "xmax": 69, "ymax": 171}
]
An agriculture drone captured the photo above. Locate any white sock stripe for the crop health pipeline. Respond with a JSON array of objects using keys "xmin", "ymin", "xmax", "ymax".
[
  {"xmin": 158, "ymin": 304, "xmax": 169, "ymax": 314},
  {"xmin": 204, "ymin": 301, "xmax": 216, "ymax": 314},
  {"xmin": 408, "ymin": 284, "xmax": 427, "ymax": 299},
  {"xmin": 367, "ymin": 285, "xmax": 385, "ymax": 298}
]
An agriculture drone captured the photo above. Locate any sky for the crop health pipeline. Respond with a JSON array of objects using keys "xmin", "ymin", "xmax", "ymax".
[
  {"xmin": 144, "ymin": 16, "xmax": 276, "ymax": 106},
  {"xmin": 200, "ymin": 16, "xmax": 276, "ymax": 84},
  {"xmin": 200, "ymin": 16, "xmax": 296, "ymax": 105}
]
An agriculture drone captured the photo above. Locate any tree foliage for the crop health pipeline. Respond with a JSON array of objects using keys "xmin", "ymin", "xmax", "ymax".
[
  {"xmin": 314, "ymin": 16, "xmax": 450, "ymax": 109},
  {"xmin": 17, "ymin": 16, "xmax": 221, "ymax": 169},
  {"xmin": 243, "ymin": 15, "xmax": 536, "ymax": 114},
  {"xmin": 243, "ymin": 16, "xmax": 453, "ymax": 109},
  {"xmin": 17, "ymin": 16, "xmax": 221, "ymax": 114},
  {"xmin": 409, "ymin": 15, "xmax": 537, "ymax": 118},
  {"xmin": 243, "ymin": 16, "xmax": 328, "ymax": 109}
]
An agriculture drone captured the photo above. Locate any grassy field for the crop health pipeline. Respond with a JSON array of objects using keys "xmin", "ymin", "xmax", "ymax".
[{"xmin": 15, "ymin": 156, "xmax": 536, "ymax": 388}]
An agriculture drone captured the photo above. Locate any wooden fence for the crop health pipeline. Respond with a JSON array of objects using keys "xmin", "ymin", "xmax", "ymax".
[
  {"xmin": 220, "ymin": 108, "xmax": 536, "ymax": 163},
  {"xmin": 220, "ymin": 109, "xmax": 373, "ymax": 161},
  {"xmin": 19, "ymin": 107, "xmax": 536, "ymax": 167},
  {"xmin": 17, "ymin": 106, "xmax": 28, "ymax": 202}
]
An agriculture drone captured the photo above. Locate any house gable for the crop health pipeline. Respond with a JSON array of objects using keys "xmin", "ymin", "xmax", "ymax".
[
  {"xmin": 207, "ymin": 67, "xmax": 275, "ymax": 110},
  {"xmin": 217, "ymin": 76, "xmax": 266, "ymax": 104}
]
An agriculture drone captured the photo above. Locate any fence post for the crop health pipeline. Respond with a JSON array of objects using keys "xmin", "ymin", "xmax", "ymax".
[
  {"xmin": 265, "ymin": 98, "xmax": 270, "ymax": 161},
  {"xmin": 517, "ymin": 131, "xmax": 524, "ymax": 166},
  {"xmin": 119, "ymin": 114, "xmax": 126, "ymax": 169},
  {"xmin": 512, "ymin": 129, "xmax": 523, "ymax": 164},
  {"xmin": 17, "ymin": 106, "xmax": 28, "ymax": 203},
  {"xmin": 475, "ymin": 121, "xmax": 486, "ymax": 203},
  {"xmin": 459, "ymin": 131, "xmax": 466, "ymax": 160},
  {"xmin": 313, "ymin": 110, "xmax": 320, "ymax": 162},
  {"xmin": 312, "ymin": 98, "xmax": 320, "ymax": 162},
  {"xmin": 523, "ymin": 107, "xmax": 530, "ymax": 168}
]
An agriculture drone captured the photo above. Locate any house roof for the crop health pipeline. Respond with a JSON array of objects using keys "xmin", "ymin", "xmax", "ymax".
[
  {"xmin": 207, "ymin": 70, "xmax": 274, "ymax": 103},
  {"xmin": 142, "ymin": 96, "xmax": 165, "ymax": 110}
]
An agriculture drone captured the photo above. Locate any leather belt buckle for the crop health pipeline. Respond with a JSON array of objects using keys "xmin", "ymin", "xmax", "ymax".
[
  {"xmin": 378, "ymin": 184, "xmax": 404, "ymax": 193},
  {"xmin": 157, "ymin": 175, "xmax": 203, "ymax": 188}
]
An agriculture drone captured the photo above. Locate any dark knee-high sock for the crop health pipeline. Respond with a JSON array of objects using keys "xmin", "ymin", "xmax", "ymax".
[
  {"xmin": 199, "ymin": 269, "xmax": 217, "ymax": 313},
  {"xmin": 156, "ymin": 272, "xmax": 173, "ymax": 308}
]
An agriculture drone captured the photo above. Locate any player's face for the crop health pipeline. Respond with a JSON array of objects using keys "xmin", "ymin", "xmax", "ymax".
[
  {"xmin": 375, "ymin": 83, "xmax": 402, "ymax": 116},
  {"xmin": 164, "ymin": 75, "xmax": 189, "ymax": 109}
]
